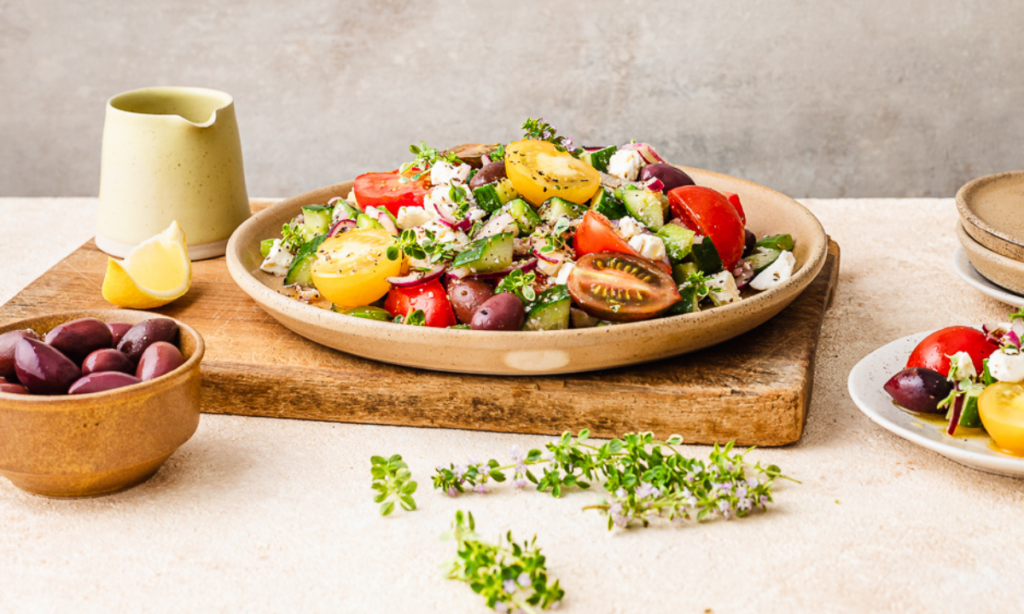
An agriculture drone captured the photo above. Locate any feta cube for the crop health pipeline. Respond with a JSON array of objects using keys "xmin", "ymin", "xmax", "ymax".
[
  {"xmin": 627, "ymin": 234, "xmax": 667, "ymax": 262},
  {"xmin": 607, "ymin": 149, "xmax": 644, "ymax": 181},
  {"xmin": 259, "ymin": 239, "xmax": 294, "ymax": 277},
  {"xmin": 707, "ymin": 270, "xmax": 742, "ymax": 306},
  {"xmin": 396, "ymin": 206, "xmax": 433, "ymax": 230},
  {"xmin": 749, "ymin": 250, "xmax": 796, "ymax": 291},
  {"xmin": 987, "ymin": 350, "xmax": 1024, "ymax": 382}
]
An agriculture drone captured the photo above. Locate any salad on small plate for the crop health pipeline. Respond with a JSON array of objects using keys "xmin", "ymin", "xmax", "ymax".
[{"xmin": 256, "ymin": 119, "xmax": 798, "ymax": 331}]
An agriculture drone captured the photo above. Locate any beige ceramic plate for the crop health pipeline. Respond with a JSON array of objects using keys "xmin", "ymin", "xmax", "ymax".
[
  {"xmin": 226, "ymin": 167, "xmax": 828, "ymax": 375},
  {"xmin": 956, "ymin": 171, "xmax": 1024, "ymax": 262},
  {"xmin": 957, "ymin": 222, "xmax": 1024, "ymax": 295}
]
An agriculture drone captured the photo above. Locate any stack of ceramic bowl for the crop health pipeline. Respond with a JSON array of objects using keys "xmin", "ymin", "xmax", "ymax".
[{"xmin": 955, "ymin": 171, "xmax": 1024, "ymax": 303}]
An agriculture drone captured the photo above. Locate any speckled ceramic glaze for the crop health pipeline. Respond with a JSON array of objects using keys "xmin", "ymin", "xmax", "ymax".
[
  {"xmin": 957, "ymin": 222, "xmax": 1024, "ymax": 295},
  {"xmin": 0, "ymin": 311, "xmax": 204, "ymax": 497},
  {"xmin": 226, "ymin": 167, "xmax": 828, "ymax": 375},
  {"xmin": 956, "ymin": 171, "xmax": 1024, "ymax": 263}
]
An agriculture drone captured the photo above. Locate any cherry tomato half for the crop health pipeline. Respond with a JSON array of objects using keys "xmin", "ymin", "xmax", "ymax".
[
  {"xmin": 353, "ymin": 170, "xmax": 431, "ymax": 217},
  {"xmin": 667, "ymin": 186, "xmax": 745, "ymax": 271},
  {"xmin": 384, "ymin": 278, "xmax": 457, "ymax": 328},
  {"xmin": 504, "ymin": 139, "xmax": 601, "ymax": 206},
  {"xmin": 567, "ymin": 252, "xmax": 681, "ymax": 322},
  {"xmin": 574, "ymin": 210, "xmax": 638, "ymax": 258},
  {"xmin": 718, "ymin": 191, "xmax": 747, "ymax": 225},
  {"xmin": 905, "ymin": 326, "xmax": 998, "ymax": 377}
]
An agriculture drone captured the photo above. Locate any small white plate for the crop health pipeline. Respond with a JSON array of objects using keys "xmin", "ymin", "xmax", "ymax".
[
  {"xmin": 848, "ymin": 329, "xmax": 1024, "ymax": 479},
  {"xmin": 952, "ymin": 246, "xmax": 1024, "ymax": 307}
]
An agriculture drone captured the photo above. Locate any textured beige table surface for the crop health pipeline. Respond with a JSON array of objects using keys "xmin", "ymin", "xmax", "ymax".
[{"xmin": 1, "ymin": 198, "xmax": 1022, "ymax": 614}]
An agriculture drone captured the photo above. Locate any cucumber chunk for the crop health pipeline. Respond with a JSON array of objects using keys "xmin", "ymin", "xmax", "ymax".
[
  {"xmin": 671, "ymin": 262, "xmax": 699, "ymax": 285},
  {"xmin": 656, "ymin": 224, "xmax": 696, "ymax": 263},
  {"xmin": 690, "ymin": 236, "xmax": 723, "ymax": 274},
  {"xmin": 590, "ymin": 187, "xmax": 627, "ymax": 220},
  {"xmin": 506, "ymin": 198, "xmax": 543, "ymax": 234},
  {"xmin": 260, "ymin": 238, "xmax": 275, "ymax": 258},
  {"xmin": 524, "ymin": 285, "xmax": 571, "ymax": 331},
  {"xmin": 284, "ymin": 234, "xmax": 327, "ymax": 286},
  {"xmin": 615, "ymin": 186, "xmax": 665, "ymax": 230},
  {"xmin": 356, "ymin": 214, "xmax": 384, "ymax": 230},
  {"xmin": 539, "ymin": 197, "xmax": 587, "ymax": 224},
  {"xmin": 473, "ymin": 178, "xmax": 518, "ymax": 213},
  {"xmin": 667, "ymin": 284, "xmax": 701, "ymax": 315},
  {"xmin": 301, "ymin": 206, "xmax": 333, "ymax": 239},
  {"xmin": 332, "ymin": 305, "xmax": 392, "ymax": 321},
  {"xmin": 332, "ymin": 201, "xmax": 361, "ymax": 221},
  {"xmin": 452, "ymin": 232, "xmax": 514, "ymax": 273},
  {"xmin": 747, "ymin": 247, "xmax": 781, "ymax": 274},
  {"xmin": 580, "ymin": 146, "xmax": 617, "ymax": 173},
  {"xmin": 756, "ymin": 234, "xmax": 795, "ymax": 252}
]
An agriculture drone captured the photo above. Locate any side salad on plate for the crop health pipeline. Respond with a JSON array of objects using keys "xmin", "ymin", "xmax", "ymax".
[
  {"xmin": 258, "ymin": 119, "xmax": 798, "ymax": 331},
  {"xmin": 883, "ymin": 307, "xmax": 1024, "ymax": 456}
]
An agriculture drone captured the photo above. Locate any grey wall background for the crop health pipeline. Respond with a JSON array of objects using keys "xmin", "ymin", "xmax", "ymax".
[{"xmin": 1, "ymin": 0, "xmax": 1021, "ymax": 198}]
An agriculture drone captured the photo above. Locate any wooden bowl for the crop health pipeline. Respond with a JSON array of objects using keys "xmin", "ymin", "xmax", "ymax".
[
  {"xmin": 0, "ymin": 311, "xmax": 204, "ymax": 497},
  {"xmin": 227, "ymin": 167, "xmax": 828, "ymax": 375},
  {"xmin": 956, "ymin": 171, "xmax": 1024, "ymax": 262},
  {"xmin": 956, "ymin": 222, "xmax": 1024, "ymax": 295}
]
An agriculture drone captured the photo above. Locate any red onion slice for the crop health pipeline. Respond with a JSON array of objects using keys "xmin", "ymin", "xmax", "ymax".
[
  {"xmin": 386, "ymin": 263, "xmax": 446, "ymax": 287},
  {"xmin": 328, "ymin": 219, "xmax": 357, "ymax": 237},
  {"xmin": 645, "ymin": 177, "xmax": 665, "ymax": 192},
  {"xmin": 533, "ymin": 249, "xmax": 560, "ymax": 264},
  {"xmin": 732, "ymin": 260, "xmax": 754, "ymax": 289},
  {"xmin": 622, "ymin": 142, "xmax": 668, "ymax": 165},
  {"xmin": 946, "ymin": 388, "xmax": 964, "ymax": 436}
]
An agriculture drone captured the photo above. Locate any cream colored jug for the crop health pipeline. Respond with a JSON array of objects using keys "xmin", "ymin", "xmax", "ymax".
[{"xmin": 96, "ymin": 86, "xmax": 250, "ymax": 260}]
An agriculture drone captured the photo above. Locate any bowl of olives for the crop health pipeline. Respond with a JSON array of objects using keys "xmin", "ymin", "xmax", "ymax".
[{"xmin": 0, "ymin": 310, "xmax": 204, "ymax": 497}]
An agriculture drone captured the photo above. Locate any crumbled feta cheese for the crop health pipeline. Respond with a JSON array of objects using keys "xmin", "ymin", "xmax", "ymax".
[
  {"xmin": 607, "ymin": 149, "xmax": 644, "ymax": 181},
  {"xmin": 513, "ymin": 238, "xmax": 532, "ymax": 257},
  {"xmin": 554, "ymin": 261, "xmax": 576, "ymax": 285},
  {"xmin": 396, "ymin": 206, "xmax": 433, "ymax": 230},
  {"xmin": 707, "ymin": 271, "xmax": 742, "ymax": 306},
  {"xmin": 476, "ymin": 213, "xmax": 519, "ymax": 239},
  {"xmin": 749, "ymin": 250, "xmax": 796, "ymax": 291},
  {"xmin": 423, "ymin": 185, "xmax": 455, "ymax": 219},
  {"xmin": 295, "ymin": 286, "xmax": 321, "ymax": 302},
  {"xmin": 346, "ymin": 190, "xmax": 359, "ymax": 208},
  {"xmin": 617, "ymin": 216, "xmax": 645, "ymax": 240},
  {"xmin": 259, "ymin": 239, "xmax": 294, "ymax": 277},
  {"xmin": 467, "ymin": 207, "xmax": 488, "ymax": 223},
  {"xmin": 536, "ymin": 252, "xmax": 565, "ymax": 277},
  {"xmin": 430, "ymin": 161, "xmax": 471, "ymax": 186},
  {"xmin": 420, "ymin": 220, "xmax": 469, "ymax": 248},
  {"xmin": 987, "ymin": 350, "xmax": 1024, "ymax": 382},
  {"xmin": 947, "ymin": 351, "xmax": 978, "ymax": 380},
  {"xmin": 627, "ymin": 234, "xmax": 667, "ymax": 262}
]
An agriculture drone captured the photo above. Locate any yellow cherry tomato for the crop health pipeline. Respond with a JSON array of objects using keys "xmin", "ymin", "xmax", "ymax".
[
  {"xmin": 978, "ymin": 382, "xmax": 1024, "ymax": 455},
  {"xmin": 310, "ymin": 229, "xmax": 406, "ymax": 308},
  {"xmin": 504, "ymin": 139, "xmax": 601, "ymax": 206}
]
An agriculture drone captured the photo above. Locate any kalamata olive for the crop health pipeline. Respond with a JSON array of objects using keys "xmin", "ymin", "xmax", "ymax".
[
  {"xmin": 471, "ymin": 293, "xmax": 525, "ymax": 331},
  {"xmin": 82, "ymin": 348, "xmax": 136, "ymax": 376},
  {"xmin": 469, "ymin": 161, "xmax": 507, "ymax": 190},
  {"xmin": 44, "ymin": 318, "xmax": 113, "ymax": 364},
  {"xmin": 639, "ymin": 163, "xmax": 695, "ymax": 193},
  {"xmin": 136, "ymin": 341, "xmax": 184, "ymax": 381},
  {"xmin": 744, "ymin": 229, "xmax": 757, "ymax": 257},
  {"xmin": 0, "ymin": 329, "xmax": 41, "ymax": 380},
  {"xmin": 448, "ymin": 280, "xmax": 496, "ymax": 324},
  {"xmin": 68, "ymin": 371, "xmax": 141, "ymax": 395},
  {"xmin": 108, "ymin": 322, "xmax": 133, "ymax": 346},
  {"xmin": 14, "ymin": 338, "xmax": 81, "ymax": 395},
  {"xmin": 118, "ymin": 319, "xmax": 180, "ymax": 363},
  {"xmin": 0, "ymin": 382, "xmax": 28, "ymax": 394},
  {"xmin": 884, "ymin": 367, "xmax": 953, "ymax": 414}
]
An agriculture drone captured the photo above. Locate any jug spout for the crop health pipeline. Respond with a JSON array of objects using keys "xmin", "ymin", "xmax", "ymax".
[{"xmin": 108, "ymin": 86, "xmax": 232, "ymax": 127}]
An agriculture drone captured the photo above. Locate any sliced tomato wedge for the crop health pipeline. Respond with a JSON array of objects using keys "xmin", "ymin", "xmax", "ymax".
[
  {"xmin": 353, "ymin": 170, "xmax": 431, "ymax": 217},
  {"xmin": 717, "ymin": 191, "xmax": 747, "ymax": 225},
  {"xmin": 384, "ymin": 278, "xmax": 457, "ymax": 328},
  {"xmin": 574, "ymin": 210, "xmax": 637, "ymax": 258},
  {"xmin": 567, "ymin": 252, "xmax": 681, "ymax": 322},
  {"xmin": 667, "ymin": 186, "xmax": 745, "ymax": 270}
]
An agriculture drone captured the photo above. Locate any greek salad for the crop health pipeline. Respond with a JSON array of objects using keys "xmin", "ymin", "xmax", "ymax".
[
  {"xmin": 884, "ymin": 308, "xmax": 1024, "ymax": 456},
  {"xmin": 259, "ymin": 119, "xmax": 798, "ymax": 331}
]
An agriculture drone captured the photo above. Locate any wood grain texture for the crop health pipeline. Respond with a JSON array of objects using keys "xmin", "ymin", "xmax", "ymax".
[{"xmin": 0, "ymin": 202, "xmax": 839, "ymax": 446}]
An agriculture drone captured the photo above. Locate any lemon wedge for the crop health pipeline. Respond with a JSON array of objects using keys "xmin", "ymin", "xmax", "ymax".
[{"xmin": 101, "ymin": 221, "xmax": 192, "ymax": 309}]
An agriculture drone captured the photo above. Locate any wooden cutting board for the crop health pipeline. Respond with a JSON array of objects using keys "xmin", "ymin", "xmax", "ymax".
[{"xmin": 0, "ymin": 202, "xmax": 839, "ymax": 446}]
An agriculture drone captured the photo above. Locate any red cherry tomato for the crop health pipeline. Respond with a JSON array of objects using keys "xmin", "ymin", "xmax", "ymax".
[
  {"xmin": 384, "ymin": 278, "xmax": 457, "ymax": 328},
  {"xmin": 353, "ymin": 170, "xmax": 430, "ymax": 217},
  {"xmin": 906, "ymin": 326, "xmax": 998, "ymax": 376},
  {"xmin": 717, "ymin": 191, "xmax": 747, "ymax": 225},
  {"xmin": 667, "ymin": 186, "xmax": 745, "ymax": 270},
  {"xmin": 567, "ymin": 252, "xmax": 681, "ymax": 322},
  {"xmin": 573, "ymin": 210, "xmax": 671, "ymax": 274}
]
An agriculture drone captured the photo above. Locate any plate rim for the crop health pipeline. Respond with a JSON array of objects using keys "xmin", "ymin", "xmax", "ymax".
[{"xmin": 951, "ymin": 246, "xmax": 1024, "ymax": 307}]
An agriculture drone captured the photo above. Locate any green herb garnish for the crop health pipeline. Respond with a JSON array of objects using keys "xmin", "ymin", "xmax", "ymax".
[
  {"xmin": 495, "ymin": 268, "xmax": 537, "ymax": 302},
  {"xmin": 370, "ymin": 454, "xmax": 417, "ymax": 516}
]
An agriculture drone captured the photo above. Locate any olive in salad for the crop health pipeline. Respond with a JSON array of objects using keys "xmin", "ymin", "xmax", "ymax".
[{"xmin": 258, "ymin": 119, "xmax": 798, "ymax": 331}]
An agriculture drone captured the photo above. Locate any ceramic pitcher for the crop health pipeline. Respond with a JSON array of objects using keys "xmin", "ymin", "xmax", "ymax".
[{"xmin": 96, "ymin": 86, "xmax": 250, "ymax": 260}]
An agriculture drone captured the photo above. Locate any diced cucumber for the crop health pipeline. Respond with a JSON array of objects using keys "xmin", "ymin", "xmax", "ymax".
[
  {"xmin": 301, "ymin": 206, "xmax": 333, "ymax": 239},
  {"xmin": 615, "ymin": 186, "xmax": 665, "ymax": 230},
  {"xmin": 747, "ymin": 247, "xmax": 780, "ymax": 274},
  {"xmin": 473, "ymin": 178, "xmax": 518, "ymax": 213},
  {"xmin": 671, "ymin": 262, "xmax": 699, "ymax": 285},
  {"xmin": 356, "ymin": 214, "xmax": 384, "ymax": 230},
  {"xmin": 260, "ymin": 238, "xmax": 275, "ymax": 258},
  {"xmin": 656, "ymin": 224, "xmax": 696, "ymax": 263},
  {"xmin": 756, "ymin": 234, "xmax": 795, "ymax": 252},
  {"xmin": 524, "ymin": 285, "xmax": 571, "ymax": 331},
  {"xmin": 506, "ymin": 198, "xmax": 542, "ymax": 234},
  {"xmin": 590, "ymin": 187, "xmax": 627, "ymax": 220},
  {"xmin": 332, "ymin": 305, "xmax": 392, "ymax": 321},
  {"xmin": 580, "ymin": 146, "xmax": 617, "ymax": 173},
  {"xmin": 284, "ymin": 234, "xmax": 327, "ymax": 286},
  {"xmin": 364, "ymin": 206, "xmax": 398, "ymax": 227},
  {"xmin": 949, "ymin": 383, "xmax": 985, "ymax": 429},
  {"xmin": 452, "ymin": 232, "xmax": 514, "ymax": 273},
  {"xmin": 667, "ymin": 284, "xmax": 701, "ymax": 315},
  {"xmin": 690, "ymin": 236, "xmax": 723, "ymax": 274},
  {"xmin": 332, "ymin": 200, "xmax": 361, "ymax": 221},
  {"xmin": 539, "ymin": 197, "xmax": 587, "ymax": 224}
]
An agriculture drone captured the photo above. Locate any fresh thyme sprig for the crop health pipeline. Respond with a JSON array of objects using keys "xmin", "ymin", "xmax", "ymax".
[
  {"xmin": 370, "ymin": 454, "xmax": 418, "ymax": 516},
  {"xmin": 387, "ymin": 229, "xmax": 426, "ymax": 261},
  {"xmin": 448, "ymin": 184, "xmax": 472, "ymax": 220},
  {"xmin": 393, "ymin": 309, "xmax": 427, "ymax": 326},
  {"xmin": 386, "ymin": 228, "xmax": 460, "ymax": 264},
  {"xmin": 443, "ymin": 511, "xmax": 564, "ymax": 613},
  {"xmin": 280, "ymin": 222, "xmax": 305, "ymax": 252},
  {"xmin": 398, "ymin": 141, "xmax": 461, "ymax": 183},
  {"xmin": 495, "ymin": 269, "xmax": 537, "ymax": 302},
  {"xmin": 534, "ymin": 217, "xmax": 573, "ymax": 255},
  {"xmin": 682, "ymin": 271, "xmax": 719, "ymax": 300},
  {"xmin": 433, "ymin": 430, "xmax": 793, "ymax": 529},
  {"xmin": 521, "ymin": 118, "xmax": 582, "ymax": 156}
]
